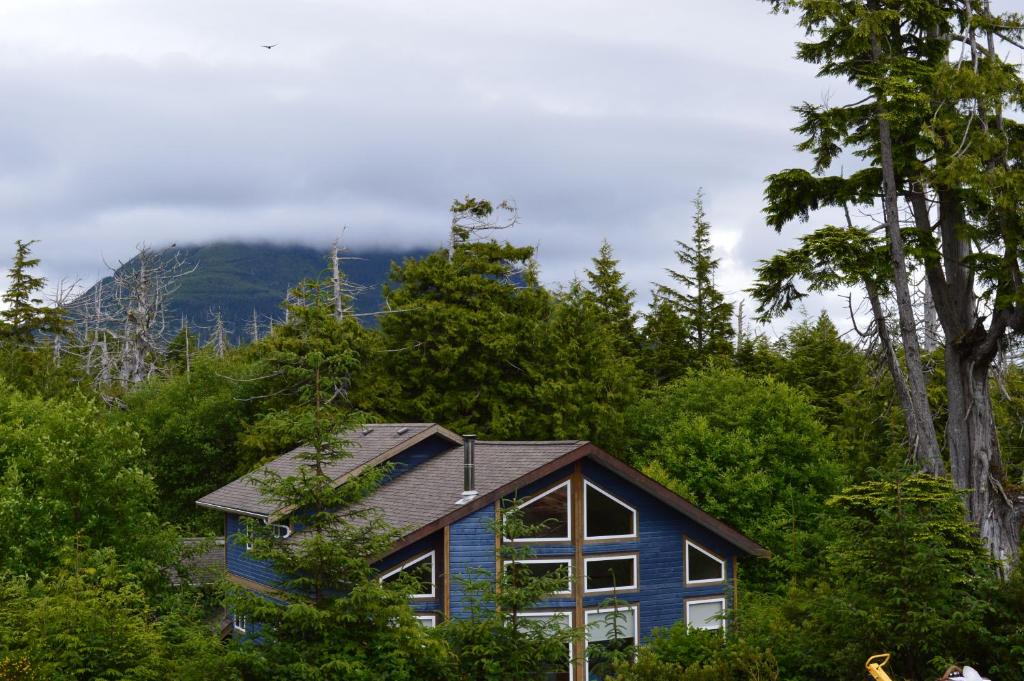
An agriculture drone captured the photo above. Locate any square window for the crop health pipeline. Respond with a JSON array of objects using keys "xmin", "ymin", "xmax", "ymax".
[
  {"xmin": 507, "ymin": 558, "xmax": 573, "ymax": 595},
  {"xmin": 584, "ymin": 555, "xmax": 637, "ymax": 593},
  {"xmin": 686, "ymin": 598, "xmax": 725, "ymax": 631}
]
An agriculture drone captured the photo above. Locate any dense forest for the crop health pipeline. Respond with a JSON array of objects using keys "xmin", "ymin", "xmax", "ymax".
[{"xmin": 2, "ymin": 1, "xmax": 1024, "ymax": 680}]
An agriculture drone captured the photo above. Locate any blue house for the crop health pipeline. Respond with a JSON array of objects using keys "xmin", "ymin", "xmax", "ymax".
[{"xmin": 197, "ymin": 423, "xmax": 768, "ymax": 680}]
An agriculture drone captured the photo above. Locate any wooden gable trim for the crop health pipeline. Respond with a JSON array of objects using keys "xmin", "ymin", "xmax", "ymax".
[{"xmin": 381, "ymin": 442, "xmax": 769, "ymax": 561}]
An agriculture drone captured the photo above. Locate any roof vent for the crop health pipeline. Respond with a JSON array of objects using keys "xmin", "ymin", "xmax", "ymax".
[
  {"xmin": 396, "ymin": 426, "xmax": 410, "ymax": 436},
  {"xmin": 455, "ymin": 435, "xmax": 478, "ymax": 505},
  {"xmin": 361, "ymin": 426, "xmax": 374, "ymax": 436}
]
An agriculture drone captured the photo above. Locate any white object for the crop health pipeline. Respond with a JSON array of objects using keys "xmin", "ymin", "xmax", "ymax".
[{"xmin": 962, "ymin": 666, "xmax": 991, "ymax": 681}]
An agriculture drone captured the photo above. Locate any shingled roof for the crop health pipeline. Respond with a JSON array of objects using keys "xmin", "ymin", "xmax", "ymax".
[
  {"xmin": 197, "ymin": 423, "xmax": 769, "ymax": 558},
  {"xmin": 195, "ymin": 423, "xmax": 461, "ymax": 517}
]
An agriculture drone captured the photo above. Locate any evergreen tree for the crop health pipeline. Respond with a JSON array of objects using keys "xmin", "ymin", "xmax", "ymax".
[
  {"xmin": 584, "ymin": 240, "xmax": 639, "ymax": 352},
  {"xmin": 642, "ymin": 192, "xmax": 734, "ymax": 381},
  {"xmin": 0, "ymin": 240, "xmax": 65, "ymax": 346},
  {"xmin": 228, "ymin": 278, "xmax": 451, "ymax": 680},
  {"xmin": 378, "ymin": 199, "xmax": 551, "ymax": 438}
]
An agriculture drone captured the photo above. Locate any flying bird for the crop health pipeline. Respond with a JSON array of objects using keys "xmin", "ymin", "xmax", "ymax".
[{"xmin": 262, "ymin": 44, "xmax": 277, "ymax": 50}]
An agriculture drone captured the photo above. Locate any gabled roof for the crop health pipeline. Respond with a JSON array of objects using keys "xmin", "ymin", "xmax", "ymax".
[
  {"xmin": 197, "ymin": 423, "xmax": 769, "ymax": 558},
  {"xmin": 195, "ymin": 423, "xmax": 461, "ymax": 517},
  {"xmin": 369, "ymin": 440, "xmax": 769, "ymax": 559}
]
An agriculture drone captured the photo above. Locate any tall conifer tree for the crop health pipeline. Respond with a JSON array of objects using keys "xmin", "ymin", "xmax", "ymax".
[
  {"xmin": 584, "ymin": 240, "xmax": 639, "ymax": 352},
  {"xmin": 0, "ymin": 240, "xmax": 64, "ymax": 346}
]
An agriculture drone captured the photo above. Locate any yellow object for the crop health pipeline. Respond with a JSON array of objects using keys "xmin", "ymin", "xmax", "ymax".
[{"xmin": 865, "ymin": 654, "xmax": 894, "ymax": 681}]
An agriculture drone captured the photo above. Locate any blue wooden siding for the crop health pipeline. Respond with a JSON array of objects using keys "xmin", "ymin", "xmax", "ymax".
[
  {"xmin": 380, "ymin": 436, "xmax": 454, "ymax": 485},
  {"xmin": 226, "ymin": 513, "xmax": 280, "ymax": 588},
  {"xmin": 448, "ymin": 503, "xmax": 497, "ymax": 619}
]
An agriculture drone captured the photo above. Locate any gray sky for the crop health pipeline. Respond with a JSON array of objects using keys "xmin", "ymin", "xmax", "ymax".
[{"xmin": 0, "ymin": 0, "xmax": 958, "ymax": 331}]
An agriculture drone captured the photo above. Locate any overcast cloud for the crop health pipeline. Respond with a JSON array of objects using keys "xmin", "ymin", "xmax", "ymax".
[{"xmin": 1, "ymin": 0, "xmax": 967, "ymax": 330}]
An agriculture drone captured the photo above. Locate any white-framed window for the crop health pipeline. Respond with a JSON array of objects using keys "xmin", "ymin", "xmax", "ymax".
[
  {"xmin": 585, "ymin": 604, "xmax": 637, "ymax": 680},
  {"xmin": 379, "ymin": 550, "xmax": 436, "ymax": 598},
  {"xmin": 243, "ymin": 524, "xmax": 254, "ymax": 552},
  {"xmin": 506, "ymin": 557, "xmax": 573, "ymax": 595},
  {"xmin": 519, "ymin": 611, "xmax": 574, "ymax": 681},
  {"xmin": 686, "ymin": 597, "xmax": 726, "ymax": 631},
  {"xmin": 507, "ymin": 480, "xmax": 572, "ymax": 543},
  {"xmin": 583, "ymin": 554, "xmax": 637, "ymax": 593},
  {"xmin": 232, "ymin": 613, "xmax": 247, "ymax": 633},
  {"xmin": 414, "ymin": 614, "xmax": 437, "ymax": 628},
  {"xmin": 583, "ymin": 481, "xmax": 637, "ymax": 540},
  {"xmin": 684, "ymin": 540, "xmax": 725, "ymax": 585}
]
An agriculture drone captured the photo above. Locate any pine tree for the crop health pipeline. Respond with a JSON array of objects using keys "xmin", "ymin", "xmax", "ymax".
[
  {"xmin": 0, "ymin": 240, "xmax": 65, "ymax": 346},
  {"xmin": 642, "ymin": 192, "xmax": 734, "ymax": 381},
  {"xmin": 660, "ymin": 191, "xmax": 734, "ymax": 360},
  {"xmin": 584, "ymin": 240, "xmax": 639, "ymax": 353}
]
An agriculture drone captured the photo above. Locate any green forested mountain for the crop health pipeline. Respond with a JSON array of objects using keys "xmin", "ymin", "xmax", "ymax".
[{"xmin": 81, "ymin": 241, "xmax": 430, "ymax": 341}]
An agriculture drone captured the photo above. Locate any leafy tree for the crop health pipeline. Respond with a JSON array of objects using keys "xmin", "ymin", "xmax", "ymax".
[
  {"xmin": 584, "ymin": 240, "xmax": 640, "ymax": 353},
  {"xmin": 436, "ymin": 502, "xmax": 579, "ymax": 680},
  {"xmin": 124, "ymin": 352, "xmax": 260, "ymax": 529},
  {"xmin": 638, "ymin": 296, "xmax": 691, "ymax": 384},
  {"xmin": 626, "ymin": 367, "xmax": 846, "ymax": 583},
  {"xmin": 228, "ymin": 278, "xmax": 451, "ymax": 681},
  {"xmin": 0, "ymin": 240, "xmax": 65, "ymax": 347},
  {"xmin": 0, "ymin": 382, "xmax": 178, "ymax": 586},
  {"xmin": 0, "ymin": 545, "xmax": 235, "ymax": 681},
  {"xmin": 755, "ymin": 0, "xmax": 1024, "ymax": 562}
]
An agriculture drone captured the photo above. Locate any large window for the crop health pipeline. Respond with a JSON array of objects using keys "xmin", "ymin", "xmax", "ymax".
[
  {"xmin": 585, "ymin": 605, "xmax": 637, "ymax": 681},
  {"xmin": 380, "ymin": 551, "xmax": 435, "ymax": 598},
  {"xmin": 584, "ymin": 481, "xmax": 637, "ymax": 540},
  {"xmin": 519, "ymin": 611, "xmax": 574, "ymax": 681},
  {"xmin": 507, "ymin": 558, "xmax": 573, "ymax": 595},
  {"xmin": 584, "ymin": 554, "xmax": 637, "ymax": 593},
  {"xmin": 686, "ymin": 597, "xmax": 725, "ymax": 631},
  {"xmin": 685, "ymin": 540, "xmax": 725, "ymax": 585},
  {"xmin": 508, "ymin": 481, "xmax": 571, "ymax": 542}
]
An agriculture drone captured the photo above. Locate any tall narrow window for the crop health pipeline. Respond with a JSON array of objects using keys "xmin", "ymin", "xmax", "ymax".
[
  {"xmin": 508, "ymin": 481, "xmax": 571, "ymax": 542},
  {"xmin": 519, "ymin": 611, "xmax": 573, "ymax": 681},
  {"xmin": 685, "ymin": 540, "xmax": 725, "ymax": 584},
  {"xmin": 584, "ymin": 481, "xmax": 636, "ymax": 540},
  {"xmin": 380, "ymin": 551, "xmax": 435, "ymax": 597},
  {"xmin": 585, "ymin": 605, "xmax": 637, "ymax": 680},
  {"xmin": 686, "ymin": 598, "xmax": 725, "ymax": 630}
]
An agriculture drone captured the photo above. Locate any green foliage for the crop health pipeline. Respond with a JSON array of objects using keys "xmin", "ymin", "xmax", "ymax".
[
  {"xmin": 643, "ymin": 191, "xmax": 734, "ymax": 382},
  {"xmin": 124, "ymin": 352, "xmax": 260, "ymax": 529},
  {"xmin": 584, "ymin": 240, "xmax": 640, "ymax": 353},
  {"xmin": 0, "ymin": 546, "xmax": 235, "ymax": 681},
  {"xmin": 627, "ymin": 366, "xmax": 846, "ymax": 582},
  {"xmin": 0, "ymin": 382, "xmax": 178, "ymax": 586},
  {"xmin": 0, "ymin": 240, "xmax": 65, "ymax": 347}
]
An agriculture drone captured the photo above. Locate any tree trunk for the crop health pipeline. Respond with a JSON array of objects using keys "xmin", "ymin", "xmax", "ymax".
[
  {"xmin": 870, "ymin": 25, "xmax": 945, "ymax": 476},
  {"xmin": 945, "ymin": 349, "xmax": 1021, "ymax": 566}
]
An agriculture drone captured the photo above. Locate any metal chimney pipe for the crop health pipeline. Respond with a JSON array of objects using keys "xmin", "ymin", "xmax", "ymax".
[{"xmin": 463, "ymin": 435, "xmax": 477, "ymax": 494}]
